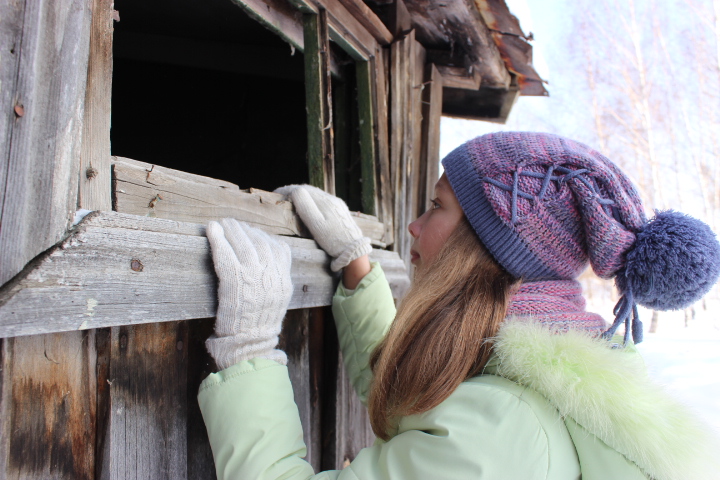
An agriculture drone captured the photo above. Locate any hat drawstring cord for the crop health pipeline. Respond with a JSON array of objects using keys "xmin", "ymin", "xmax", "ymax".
[{"xmin": 603, "ymin": 287, "xmax": 643, "ymax": 345}]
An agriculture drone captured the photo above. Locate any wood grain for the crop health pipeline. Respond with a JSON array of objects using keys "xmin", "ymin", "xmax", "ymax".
[
  {"xmin": 303, "ymin": 11, "xmax": 335, "ymax": 194},
  {"xmin": 0, "ymin": 212, "xmax": 410, "ymax": 338},
  {"xmin": 356, "ymin": 60, "xmax": 376, "ymax": 216},
  {"xmin": 278, "ymin": 309, "xmax": 322, "ymax": 471},
  {"xmin": 78, "ymin": 0, "xmax": 113, "ymax": 212},
  {"xmin": 374, "ymin": 47, "xmax": 394, "ymax": 247},
  {"xmin": 112, "ymin": 158, "xmax": 388, "ymax": 246},
  {"xmin": 336, "ymin": 0, "xmax": 393, "ymax": 45},
  {"xmin": 0, "ymin": 330, "xmax": 97, "ymax": 480},
  {"xmin": 0, "ymin": 0, "xmax": 26, "ymax": 222},
  {"xmin": 0, "ymin": 0, "xmax": 92, "ymax": 286},
  {"xmin": 390, "ymin": 32, "xmax": 412, "ymax": 271},
  {"xmin": 419, "ymin": 63, "xmax": 443, "ymax": 214},
  {"xmin": 100, "ymin": 322, "xmax": 188, "ymax": 479}
]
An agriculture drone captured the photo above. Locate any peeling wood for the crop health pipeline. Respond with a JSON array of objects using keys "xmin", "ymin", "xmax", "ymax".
[{"xmin": 0, "ymin": 212, "xmax": 409, "ymax": 338}]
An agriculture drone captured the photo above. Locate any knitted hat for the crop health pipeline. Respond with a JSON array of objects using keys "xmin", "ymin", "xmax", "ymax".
[{"xmin": 442, "ymin": 132, "xmax": 720, "ymax": 343}]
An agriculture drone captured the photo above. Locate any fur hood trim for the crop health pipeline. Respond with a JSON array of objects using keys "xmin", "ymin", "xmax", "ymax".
[{"xmin": 492, "ymin": 320, "xmax": 720, "ymax": 480}]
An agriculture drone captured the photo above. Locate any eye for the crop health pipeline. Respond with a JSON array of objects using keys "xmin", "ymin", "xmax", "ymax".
[{"xmin": 429, "ymin": 198, "xmax": 440, "ymax": 210}]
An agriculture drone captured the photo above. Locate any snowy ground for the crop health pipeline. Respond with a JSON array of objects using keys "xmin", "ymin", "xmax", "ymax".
[{"xmin": 635, "ymin": 303, "xmax": 720, "ymax": 434}]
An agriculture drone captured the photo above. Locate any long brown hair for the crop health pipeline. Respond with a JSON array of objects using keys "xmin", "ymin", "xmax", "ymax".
[{"xmin": 368, "ymin": 217, "xmax": 517, "ymax": 440}]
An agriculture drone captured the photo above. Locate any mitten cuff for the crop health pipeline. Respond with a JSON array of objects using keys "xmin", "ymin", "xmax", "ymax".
[
  {"xmin": 206, "ymin": 334, "xmax": 288, "ymax": 370},
  {"xmin": 331, "ymin": 237, "xmax": 372, "ymax": 272}
]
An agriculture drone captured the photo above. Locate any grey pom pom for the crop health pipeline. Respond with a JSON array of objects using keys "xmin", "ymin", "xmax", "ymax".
[{"xmin": 617, "ymin": 210, "xmax": 720, "ymax": 311}]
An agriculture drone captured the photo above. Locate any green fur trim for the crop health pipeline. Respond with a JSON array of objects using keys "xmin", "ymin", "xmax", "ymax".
[{"xmin": 493, "ymin": 320, "xmax": 720, "ymax": 480}]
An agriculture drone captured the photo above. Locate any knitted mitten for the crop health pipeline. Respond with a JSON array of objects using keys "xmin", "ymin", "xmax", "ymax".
[
  {"xmin": 205, "ymin": 218, "xmax": 293, "ymax": 369},
  {"xmin": 275, "ymin": 185, "xmax": 372, "ymax": 271}
]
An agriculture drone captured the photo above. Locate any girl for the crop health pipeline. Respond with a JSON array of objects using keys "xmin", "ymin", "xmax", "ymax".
[{"xmin": 199, "ymin": 132, "xmax": 720, "ymax": 480}]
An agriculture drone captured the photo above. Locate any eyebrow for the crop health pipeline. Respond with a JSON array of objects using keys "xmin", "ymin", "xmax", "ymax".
[{"xmin": 435, "ymin": 180, "xmax": 451, "ymax": 196}]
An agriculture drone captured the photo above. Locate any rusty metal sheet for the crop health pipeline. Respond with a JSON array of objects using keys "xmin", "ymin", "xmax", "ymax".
[{"xmin": 474, "ymin": 0, "xmax": 548, "ymax": 96}]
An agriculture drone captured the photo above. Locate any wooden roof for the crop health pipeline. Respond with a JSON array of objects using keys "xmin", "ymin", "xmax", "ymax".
[{"xmin": 397, "ymin": 0, "xmax": 547, "ymax": 121}]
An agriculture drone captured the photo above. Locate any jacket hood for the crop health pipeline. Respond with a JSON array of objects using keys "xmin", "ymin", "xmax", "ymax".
[{"xmin": 488, "ymin": 320, "xmax": 720, "ymax": 480}]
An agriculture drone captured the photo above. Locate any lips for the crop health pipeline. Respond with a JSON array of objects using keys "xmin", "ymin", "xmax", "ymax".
[{"xmin": 410, "ymin": 250, "xmax": 419, "ymax": 263}]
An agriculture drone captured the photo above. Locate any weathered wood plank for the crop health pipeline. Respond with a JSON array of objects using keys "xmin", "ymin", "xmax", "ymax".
[
  {"xmin": 0, "ymin": 0, "xmax": 26, "ymax": 222},
  {"xmin": 419, "ymin": 63, "xmax": 443, "ymax": 214},
  {"xmin": 112, "ymin": 158, "xmax": 387, "ymax": 246},
  {"xmin": 356, "ymin": 60, "xmax": 376, "ymax": 216},
  {"xmin": 232, "ymin": 0, "xmax": 304, "ymax": 54},
  {"xmin": 278, "ymin": 309, "xmax": 322, "ymax": 471},
  {"xmin": 78, "ymin": 0, "xmax": 113, "ymax": 212},
  {"xmin": 390, "ymin": 32, "xmax": 412, "ymax": 270},
  {"xmin": 374, "ymin": 47, "xmax": 394, "ymax": 247},
  {"xmin": 409, "ymin": 39, "xmax": 426, "ymax": 232},
  {"xmin": 436, "ymin": 64, "xmax": 482, "ymax": 90},
  {"xmin": 0, "ymin": 330, "xmax": 97, "ymax": 480},
  {"xmin": 114, "ymin": 157, "xmax": 239, "ymax": 189},
  {"xmin": 113, "ymin": 159, "xmax": 304, "ymax": 237},
  {"xmin": 101, "ymin": 322, "xmax": 188, "ymax": 480},
  {"xmin": 289, "ymin": 0, "xmax": 377, "ymax": 60},
  {"xmin": 185, "ymin": 319, "xmax": 217, "ymax": 480},
  {"xmin": 0, "ymin": 211, "xmax": 409, "ymax": 338},
  {"xmin": 228, "ymin": 0, "xmax": 352, "ymax": 78},
  {"xmin": 321, "ymin": 314, "xmax": 374, "ymax": 470},
  {"xmin": 336, "ymin": 0, "xmax": 393, "ymax": 45},
  {"xmin": 0, "ymin": 0, "xmax": 92, "ymax": 286},
  {"xmin": 303, "ymin": 11, "xmax": 335, "ymax": 193}
]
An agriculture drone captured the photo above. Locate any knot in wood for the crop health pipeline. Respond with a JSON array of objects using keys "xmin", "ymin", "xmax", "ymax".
[
  {"xmin": 86, "ymin": 167, "xmax": 99, "ymax": 179},
  {"xmin": 130, "ymin": 259, "xmax": 144, "ymax": 272},
  {"xmin": 302, "ymin": 285, "xmax": 309, "ymax": 293}
]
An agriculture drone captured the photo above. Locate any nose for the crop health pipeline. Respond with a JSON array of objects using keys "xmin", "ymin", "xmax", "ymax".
[{"xmin": 408, "ymin": 212, "xmax": 425, "ymax": 239}]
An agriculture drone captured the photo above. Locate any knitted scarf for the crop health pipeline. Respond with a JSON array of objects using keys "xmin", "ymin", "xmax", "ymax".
[{"xmin": 506, "ymin": 280, "xmax": 607, "ymax": 334}]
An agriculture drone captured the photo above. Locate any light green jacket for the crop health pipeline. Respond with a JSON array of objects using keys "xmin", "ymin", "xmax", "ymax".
[{"xmin": 199, "ymin": 264, "xmax": 720, "ymax": 480}]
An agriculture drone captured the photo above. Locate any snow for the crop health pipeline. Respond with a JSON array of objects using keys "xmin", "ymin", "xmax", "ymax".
[{"xmin": 636, "ymin": 303, "xmax": 720, "ymax": 434}]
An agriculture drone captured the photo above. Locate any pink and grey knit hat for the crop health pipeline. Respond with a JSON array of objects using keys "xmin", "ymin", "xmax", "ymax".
[{"xmin": 442, "ymin": 132, "xmax": 720, "ymax": 343}]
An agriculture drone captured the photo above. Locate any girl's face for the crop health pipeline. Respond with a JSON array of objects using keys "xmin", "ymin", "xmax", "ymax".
[{"xmin": 408, "ymin": 173, "xmax": 465, "ymax": 268}]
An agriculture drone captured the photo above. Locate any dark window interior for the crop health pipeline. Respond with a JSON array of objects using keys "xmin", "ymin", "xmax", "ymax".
[{"xmin": 111, "ymin": 0, "xmax": 309, "ymax": 191}]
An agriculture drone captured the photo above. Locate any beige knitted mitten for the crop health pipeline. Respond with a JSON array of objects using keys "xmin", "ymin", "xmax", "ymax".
[
  {"xmin": 275, "ymin": 185, "xmax": 372, "ymax": 271},
  {"xmin": 205, "ymin": 219, "xmax": 293, "ymax": 369}
]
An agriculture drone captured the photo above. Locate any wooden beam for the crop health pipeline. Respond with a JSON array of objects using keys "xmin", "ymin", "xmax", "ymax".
[
  {"xmin": 0, "ymin": 212, "xmax": 410, "ymax": 339},
  {"xmin": 303, "ymin": 11, "xmax": 335, "ymax": 193},
  {"xmin": 408, "ymin": 38, "xmax": 426, "ymax": 267},
  {"xmin": 336, "ymin": 0, "xmax": 393, "ymax": 45},
  {"xmin": 112, "ymin": 158, "xmax": 386, "ymax": 246},
  {"xmin": 290, "ymin": 0, "xmax": 378, "ymax": 60},
  {"xmin": 373, "ymin": 47, "xmax": 394, "ymax": 246},
  {"xmin": 232, "ymin": 0, "xmax": 305, "ymax": 54},
  {"xmin": 356, "ymin": 60, "xmax": 376, "ymax": 216},
  {"xmin": 78, "ymin": 0, "xmax": 113, "ymax": 212},
  {"xmin": 419, "ymin": 63, "xmax": 443, "ymax": 215},
  {"xmin": 436, "ymin": 65, "xmax": 482, "ymax": 90},
  {"xmin": 0, "ymin": 0, "xmax": 92, "ymax": 286},
  {"xmin": 390, "ymin": 32, "xmax": 411, "ymax": 268}
]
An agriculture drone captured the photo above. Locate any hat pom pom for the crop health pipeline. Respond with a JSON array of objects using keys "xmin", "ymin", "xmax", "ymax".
[{"xmin": 617, "ymin": 210, "xmax": 720, "ymax": 311}]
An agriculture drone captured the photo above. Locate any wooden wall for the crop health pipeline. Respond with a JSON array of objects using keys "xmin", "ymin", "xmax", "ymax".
[{"xmin": 0, "ymin": 0, "xmax": 444, "ymax": 478}]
